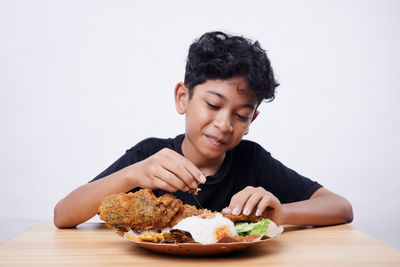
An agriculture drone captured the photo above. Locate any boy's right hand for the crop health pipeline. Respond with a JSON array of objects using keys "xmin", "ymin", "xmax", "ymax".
[{"xmin": 129, "ymin": 148, "xmax": 206, "ymax": 192}]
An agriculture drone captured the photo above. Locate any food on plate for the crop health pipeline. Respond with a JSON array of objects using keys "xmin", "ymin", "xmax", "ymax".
[
  {"xmin": 170, "ymin": 215, "xmax": 282, "ymax": 244},
  {"xmin": 235, "ymin": 218, "xmax": 282, "ymax": 238},
  {"xmin": 124, "ymin": 214, "xmax": 283, "ymax": 244},
  {"xmin": 98, "ymin": 189, "xmax": 202, "ymax": 231},
  {"xmin": 125, "ymin": 231, "xmax": 165, "ymax": 243},
  {"xmin": 223, "ymin": 212, "xmax": 267, "ymax": 223},
  {"xmin": 171, "ymin": 213, "xmax": 236, "ymax": 244},
  {"xmin": 125, "ymin": 229, "xmax": 195, "ymax": 243},
  {"xmin": 99, "ymin": 189, "xmax": 283, "ymax": 244}
]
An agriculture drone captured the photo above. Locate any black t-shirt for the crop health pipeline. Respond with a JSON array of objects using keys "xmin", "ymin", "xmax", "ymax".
[{"xmin": 90, "ymin": 134, "xmax": 322, "ymax": 211}]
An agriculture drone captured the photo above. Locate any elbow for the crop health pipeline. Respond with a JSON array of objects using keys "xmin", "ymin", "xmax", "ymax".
[
  {"xmin": 345, "ymin": 203, "xmax": 354, "ymax": 224},
  {"xmin": 53, "ymin": 201, "xmax": 65, "ymax": 229},
  {"xmin": 53, "ymin": 218, "xmax": 65, "ymax": 229},
  {"xmin": 339, "ymin": 198, "xmax": 354, "ymax": 224},
  {"xmin": 53, "ymin": 200, "xmax": 76, "ymax": 229}
]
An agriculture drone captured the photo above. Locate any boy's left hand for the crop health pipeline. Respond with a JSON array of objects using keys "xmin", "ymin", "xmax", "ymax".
[{"xmin": 222, "ymin": 186, "xmax": 283, "ymax": 225}]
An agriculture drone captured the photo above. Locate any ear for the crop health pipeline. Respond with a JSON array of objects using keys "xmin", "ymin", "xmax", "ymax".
[
  {"xmin": 174, "ymin": 82, "xmax": 189, "ymax": 115},
  {"xmin": 244, "ymin": 110, "xmax": 259, "ymax": 135},
  {"xmin": 251, "ymin": 110, "xmax": 259, "ymax": 123}
]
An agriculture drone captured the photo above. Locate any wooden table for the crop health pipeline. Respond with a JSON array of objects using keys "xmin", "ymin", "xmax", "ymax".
[{"xmin": 0, "ymin": 223, "xmax": 399, "ymax": 266}]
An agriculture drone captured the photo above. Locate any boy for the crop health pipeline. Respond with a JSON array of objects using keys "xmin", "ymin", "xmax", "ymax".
[{"xmin": 54, "ymin": 31, "xmax": 353, "ymax": 228}]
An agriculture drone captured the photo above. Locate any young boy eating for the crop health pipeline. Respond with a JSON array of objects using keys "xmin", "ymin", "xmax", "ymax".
[{"xmin": 54, "ymin": 31, "xmax": 353, "ymax": 228}]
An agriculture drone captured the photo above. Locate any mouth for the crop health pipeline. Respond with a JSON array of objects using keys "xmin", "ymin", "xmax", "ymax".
[{"xmin": 205, "ymin": 135, "xmax": 225, "ymax": 147}]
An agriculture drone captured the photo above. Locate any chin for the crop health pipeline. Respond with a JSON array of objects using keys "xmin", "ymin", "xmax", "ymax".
[{"xmin": 199, "ymin": 145, "xmax": 228, "ymax": 160}]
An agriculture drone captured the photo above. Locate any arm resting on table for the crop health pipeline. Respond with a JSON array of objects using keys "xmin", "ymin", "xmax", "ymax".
[
  {"xmin": 281, "ymin": 187, "xmax": 353, "ymax": 226},
  {"xmin": 54, "ymin": 166, "xmax": 139, "ymax": 229}
]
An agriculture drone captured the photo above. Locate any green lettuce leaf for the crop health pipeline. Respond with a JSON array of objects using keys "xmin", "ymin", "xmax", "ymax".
[{"xmin": 235, "ymin": 218, "xmax": 270, "ymax": 236}]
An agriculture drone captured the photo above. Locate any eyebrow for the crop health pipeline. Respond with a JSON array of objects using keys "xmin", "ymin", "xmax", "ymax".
[{"xmin": 206, "ymin": 90, "xmax": 256, "ymax": 110}]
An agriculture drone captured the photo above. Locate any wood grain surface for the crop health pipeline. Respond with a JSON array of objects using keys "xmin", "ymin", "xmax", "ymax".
[{"xmin": 0, "ymin": 223, "xmax": 399, "ymax": 266}]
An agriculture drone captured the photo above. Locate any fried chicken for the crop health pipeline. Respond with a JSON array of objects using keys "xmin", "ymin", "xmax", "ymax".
[
  {"xmin": 222, "ymin": 213, "xmax": 265, "ymax": 223},
  {"xmin": 99, "ymin": 189, "xmax": 264, "ymax": 231},
  {"xmin": 223, "ymin": 208, "xmax": 269, "ymax": 223},
  {"xmin": 99, "ymin": 189, "xmax": 201, "ymax": 231},
  {"xmin": 169, "ymin": 204, "xmax": 202, "ymax": 227}
]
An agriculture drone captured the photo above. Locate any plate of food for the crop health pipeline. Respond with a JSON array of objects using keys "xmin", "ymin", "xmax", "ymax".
[
  {"xmin": 124, "ymin": 236, "xmax": 272, "ymax": 256},
  {"xmin": 99, "ymin": 189, "xmax": 283, "ymax": 256}
]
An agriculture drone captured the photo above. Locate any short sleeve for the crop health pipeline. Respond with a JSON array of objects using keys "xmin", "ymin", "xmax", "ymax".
[
  {"xmin": 89, "ymin": 147, "xmax": 146, "ymax": 183},
  {"xmin": 255, "ymin": 146, "xmax": 322, "ymax": 203},
  {"xmin": 88, "ymin": 136, "xmax": 178, "ymax": 183}
]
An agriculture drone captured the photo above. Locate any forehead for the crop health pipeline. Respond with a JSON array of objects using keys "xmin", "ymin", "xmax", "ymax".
[{"xmin": 193, "ymin": 77, "xmax": 257, "ymax": 104}]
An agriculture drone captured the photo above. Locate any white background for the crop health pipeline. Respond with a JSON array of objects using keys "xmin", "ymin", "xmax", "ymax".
[{"xmin": 1, "ymin": 0, "xmax": 399, "ymax": 249}]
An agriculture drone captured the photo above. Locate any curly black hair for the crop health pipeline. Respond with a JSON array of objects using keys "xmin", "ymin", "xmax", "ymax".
[{"xmin": 184, "ymin": 31, "xmax": 279, "ymax": 105}]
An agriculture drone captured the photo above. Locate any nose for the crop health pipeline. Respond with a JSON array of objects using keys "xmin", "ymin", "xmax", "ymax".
[{"xmin": 213, "ymin": 111, "xmax": 233, "ymax": 133}]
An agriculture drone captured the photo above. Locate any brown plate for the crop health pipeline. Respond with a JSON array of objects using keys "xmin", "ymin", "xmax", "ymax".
[{"xmin": 125, "ymin": 237, "xmax": 272, "ymax": 256}]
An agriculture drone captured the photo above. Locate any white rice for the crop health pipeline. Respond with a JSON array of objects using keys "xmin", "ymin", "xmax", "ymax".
[{"xmin": 172, "ymin": 213, "xmax": 236, "ymax": 244}]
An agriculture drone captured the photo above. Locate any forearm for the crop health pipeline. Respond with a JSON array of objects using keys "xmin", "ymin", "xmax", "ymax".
[
  {"xmin": 53, "ymin": 166, "xmax": 137, "ymax": 229},
  {"xmin": 281, "ymin": 188, "xmax": 353, "ymax": 226}
]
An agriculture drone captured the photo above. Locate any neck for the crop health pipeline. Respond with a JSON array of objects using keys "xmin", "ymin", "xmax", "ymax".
[{"xmin": 181, "ymin": 135, "xmax": 225, "ymax": 176}]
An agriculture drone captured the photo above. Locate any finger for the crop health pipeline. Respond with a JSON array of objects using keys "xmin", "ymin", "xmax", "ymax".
[
  {"xmin": 256, "ymin": 194, "xmax": 279, "ymax": 216},
  {"xmin": 152, "ymin": 177, "xmax": 180, "ymax": 192},
  {"xmin": 242, "ymin": 193, "xmax": 264, "ymax": 215},
  {"xmin": 161, "ymin": 159, "xmax": 199, "ymax": 189},
  {"xmin": 255, "ymin": 196, "xmax": 273, "ymax": 216},
  {"xmin": 167, "ymin": 149, "xmax": 206, "ymax": 185},
  {"xmin": 181, "ymin": 157, "xmax": 206, "ymax": 185},
  {"xmin": 222, "ymin": 207, "xmax": 232, "ymax": 214},
  {"xmin": 228, "ymin": 189, "xmax": 254, "ymax": 215},
  {"xmin": 156, "ymin": 168, "xmax": 189, "ymax": 192}
]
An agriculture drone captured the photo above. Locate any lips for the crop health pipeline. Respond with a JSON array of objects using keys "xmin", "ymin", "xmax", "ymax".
[{"xmin": 205, "ymin": 135, "xmax": 226, "ymax": 147}]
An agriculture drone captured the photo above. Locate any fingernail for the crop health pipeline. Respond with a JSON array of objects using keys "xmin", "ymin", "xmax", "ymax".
[
  {"xmin": 184, "ymin": 186, "xmax": 189, "ymax": 192},
  {"xmin": 191, "ymin": 181, "xmax": 197, "ymax": 188},
  {"xmin": 255, "ymin": 209, "xmax": 261, "ymax": 216},
  {"xmin": 243, "ymin": 208, "xmax": 250, "ymax": 215},
  {"xmin": 199, "ymin": 174, "xmax": 206, "ymax": 183},
  {"xmin": 222, "ymin": 207, "xmax": 231, "ymax": 214},
  {"xmin": 232, "ymin": 208, "xmax": 240, "ymax": 215}
]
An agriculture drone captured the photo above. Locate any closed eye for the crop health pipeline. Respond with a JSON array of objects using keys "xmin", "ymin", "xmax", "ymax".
[
  {"xmin": 236, "ymin": 113, "xmax": 250, "ymax": 121},
  {"xmin": 206, "ymin": 102, "xmax": 220, "ymax": 110}
]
